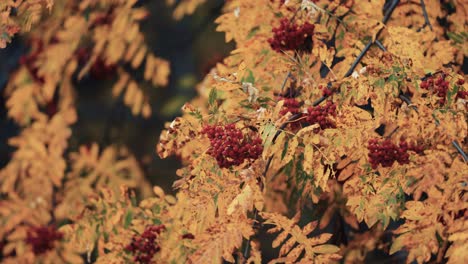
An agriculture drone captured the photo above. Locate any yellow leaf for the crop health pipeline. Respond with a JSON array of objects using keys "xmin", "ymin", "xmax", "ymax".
[
  {"xmin": 112, "ymin": 72, "xmax": 129, "ymax": 97},
  {"xmin": 311, "ymin": 244, "xmax": 340, "ymax": 254},
  {"xmin": 303, "ymin": 144, "xmax": 314, "ymax": 175},
  {"xmin": 227, "ymin": 185, "xmax": 253, "ymax": 215},
  {"xmin": 131, "ymin": 46, "xmax": 147, "ymax": 68}
]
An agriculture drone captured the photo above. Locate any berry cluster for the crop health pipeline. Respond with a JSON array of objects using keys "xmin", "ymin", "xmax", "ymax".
[
  {"xmin": 181, "ymin": 233, "xmax": 195, "ymax": 239},
  {"xmin": 26, "ymin": 225, "xmax": 64, "ymax": 255},
  {"xmin": 202, "ymin": 124, "xmax": 263, "ymax": 168},
  {"xmin": 279, "ymin": 97, "xmax": 301, "ymax": 116},
  {"xmin": 368, "ymin": 139, "xmax": 412, "ymax": 169},
  {"xmin": 306, "ymin": 100, "xmax": 337, "ymax": 130},
  {"xmin": 455, "ymin": 78, "xmax": 467, "ymax": 100},
  {"xmin": 268, "ymin": 18, "xmax": 315, "ymax": 53},
  {"xmin": 319, "ymin": 85, "xmax": 333, "ymax": 97},
  {"xmin": 125, "ymin": 225, "xmax": 166, "ymax": 264},
  {"xmin": 456, "ymin": 90, "xmax": 468, "ymax": 100},
  {"xmin": 279, "ymin": 97, "xmax": 302, "ymax": 130},
  {"xmin": 420, "ymin": 74, "xmax": 449, "ymax": 105}
]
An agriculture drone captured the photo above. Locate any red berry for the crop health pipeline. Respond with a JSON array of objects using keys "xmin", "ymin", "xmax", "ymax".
[
  {"xmin": 268, "ymin": 18, "xmax": 315, "ymax": 53},
  {"xmin": 367, "ymin": 138, "xmax": 423, "ymax": 169},
  {"xmin": 125, "ymin": 225, "xmax": 165, "ymax": 264},
  {"xmin": 305, "ymin": 100, "xmax": 337, "ymax": 131},
  {"xmin": 202, "ymin": 124, "xmax": 263, "ymax": 168},
  {"xmin": 26, "ymin": 225, "xmax": 63, "ymax": 255}
]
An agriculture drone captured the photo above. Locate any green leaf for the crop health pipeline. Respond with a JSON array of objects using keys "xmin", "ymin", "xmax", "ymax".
[
  {"xmin": 247, "ymin": 26, "xmax": 260, "ymax": 39},
  {"xmin": 243, "ymin": 69, "xmax": 255, "ymax": 84},
  {"xmin": 124, "ymin": 210, "xmax": 133, "ymax": 228},
  {"xmin": 208, "ymin": 88, "xmax": 218, "ymax": 107},
  {"xmin": 447, "ymin": 32, "xmax": 465, "ymax": 44}
]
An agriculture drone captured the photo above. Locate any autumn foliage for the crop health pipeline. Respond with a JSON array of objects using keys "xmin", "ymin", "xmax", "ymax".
[{"xmin": 1, "ymin": 0, "xmax": 468, "ymax": 264}]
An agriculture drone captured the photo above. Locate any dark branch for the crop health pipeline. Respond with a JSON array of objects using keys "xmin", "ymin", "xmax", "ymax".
[
  {"xmin": 312, "ymin": 0, "xmax": 400, "ymax": 105},
  {"xmin": 375, "ymin": 39, "xmax": 387, "ymax": 52},
  {"xmin": 419, "ymin": 0, "xmax": 433, "ymax": 31},
  {"xmin": 452, "ymin": 141, "xmax": 468, "ymax": 162},
  {"xmin": 280, "ymin": 71, "xmax": 291, "ymax": 93}
]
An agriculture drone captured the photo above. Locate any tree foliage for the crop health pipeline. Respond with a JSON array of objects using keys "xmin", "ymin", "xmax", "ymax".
[{"xmin": 1, "ymin": 0, "xmax": 467, "ymax": 263}]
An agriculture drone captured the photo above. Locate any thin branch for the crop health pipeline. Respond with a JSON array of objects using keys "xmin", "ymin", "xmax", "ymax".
[
  {"xmin": 312, "ymin": 1, "xmax": 400, "ymax": 105},
  {"xmin": 280, "ymin": 71, "xmax": 291, "ymax": 93},
  {"xmin": 344, "ymin": 40, "xmax": 374, "ymax": 78},
  {"xmin": 436, "ymin": 239, "xmax": 448, "ymax": 263},
  {"xmin": 375, "ymin": 39, "xmax": 387, "ymax": 52},
  {"xmin": 419, "ymin": 0, "xmax": 433, "ymax": 31},
  {"xmin": 452, "ymin": 141, "xmax": 468, "ymax": 162},
  {"xmin": 382, "ymin": 0, "xmax": 401, "ymax": 24},
  {"xmin": 399, "ymin": 94, "xmax": 419, "ymax": 113}
]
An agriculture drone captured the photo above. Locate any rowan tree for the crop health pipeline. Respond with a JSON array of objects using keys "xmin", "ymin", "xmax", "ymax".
[{"xmin": 1, "ymin": 0, "xmax": 467, "ymax": 264}]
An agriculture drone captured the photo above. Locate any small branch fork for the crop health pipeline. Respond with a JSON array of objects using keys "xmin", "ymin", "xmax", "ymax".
[{"xmin": 419, "ymin": 0, "xmax": 433, "ymax": 31}]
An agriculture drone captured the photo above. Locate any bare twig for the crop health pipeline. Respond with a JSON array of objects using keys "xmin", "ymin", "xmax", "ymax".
[
  {"xmin": 419, "ymin": 0, "xmax": 433, "ymax": 31},
  {"xmin": 436, "ymin": 240, "xmax": 448, "ymax": 263},
  {"xmin": 452, "ymin": 141, "xmax": 468, "ymax": 162},
  {"xmin": 375, "ymin": 39, "xmax": 387, "ymax": 52},
  {"xmin": 280, "ymin": 71, "xmax": 291, "ymax": 93},
  {"xmin": 399, "ymin": 94, "xmax": 419, "ymax": 113}
]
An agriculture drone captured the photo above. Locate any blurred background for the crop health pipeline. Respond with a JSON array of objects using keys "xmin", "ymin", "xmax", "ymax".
[{"xmin": 0, "ymin": 0, "xmax": 233, "ymax": 193}]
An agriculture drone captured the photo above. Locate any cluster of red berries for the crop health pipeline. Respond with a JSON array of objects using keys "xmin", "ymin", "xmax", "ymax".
[
  {"xmin": 26, "ymin": 225, "xmax": 63, "ymax": 255},
  {"xmin": 455, "ymin": 78, "xmax": 467, "ymax": 100},
  {"xmin": 125, "ymin": 225, "xmax": 165, "ymax": 264},
  {"xmin": 367, "ymin": 139, "xmax": 425, "ymax": 169},
  {"xmin": 456, "ymin": 90, "xmax": 468, "ymax": 100},
  {"xmin": 268, "ymin": 18, "xmax": 315, "ymax": 53},
  {"xmin": 202, "ymin": 124, "xmax": 263, "ymax": 168},
  {"xmin": 306, "ymin": 100, "xmax": 337, "ymax": 130},
  {"xmin": 279, "ymin": 97, "xmax": 301, "ymax": 116},
  {"xmin": 420, "ymin": 75, "xmax": 450, "ymax": 105},
  {"xmin": 279, "ymin": 97, "xmax": 302, "ymax": 130},
  {"xmin": 319, "ymin": 85, "xmax": 333, "ymax": 97},
  {"xmin": 368, "ymin": 139, "xmax": 409, "ymax": 169}
]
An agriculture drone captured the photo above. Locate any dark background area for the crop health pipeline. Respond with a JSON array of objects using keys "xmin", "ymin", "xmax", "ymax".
[{"xmin": 0, "ymin": 0, "xmax": 233, "ymax": 193}]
